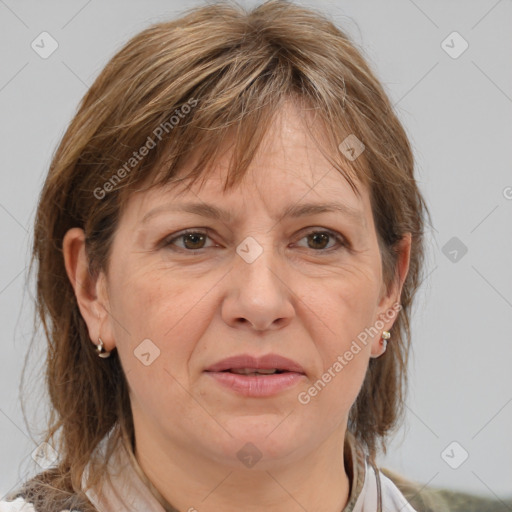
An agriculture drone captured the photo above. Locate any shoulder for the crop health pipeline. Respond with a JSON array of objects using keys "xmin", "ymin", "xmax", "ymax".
[
  {"xmin": 2, "ymin": 469, "xmax": 91, "ymax": 512},
  {"xmin": 0, "ymin": 497, "xmax": 74, "ymax": 512},
  {"xmin": 381, "ymin": 467, "xmax": 512, "ymax": 512},
  {"xmin": 0, "ymin": 497, "xmax": 36, "ymax": 512},
  {"xmin": 0, "ymin": 496, "xmax": 81, "ymax": 512}
]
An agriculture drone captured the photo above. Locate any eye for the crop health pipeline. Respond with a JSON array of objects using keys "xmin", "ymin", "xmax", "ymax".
[
  {"xmin": 295, "ymin": 229, "xmax": 346, "ymax": 252},
  {"xmin": 163, "ymin": 228, "xmax": 346, "ymax": 253},
  {"xmin": 163, "ymin": 229, "xmax": 214, "ymax": 251}
]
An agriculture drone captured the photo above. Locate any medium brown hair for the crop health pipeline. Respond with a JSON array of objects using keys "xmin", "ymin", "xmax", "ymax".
[{"xmin": 16, "ymin": 1, "xmax": 427, "ymax": 509}]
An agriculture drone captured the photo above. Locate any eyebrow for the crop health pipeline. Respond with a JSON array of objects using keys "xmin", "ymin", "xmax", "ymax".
[{"xmin": 141, "ymin": 200, "xmax": 365, "ymax": 225}]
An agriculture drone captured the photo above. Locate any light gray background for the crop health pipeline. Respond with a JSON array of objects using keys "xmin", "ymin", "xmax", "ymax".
[{"xmin": 1, "ymin": 0, "xmax": 511, "ymax": 501}]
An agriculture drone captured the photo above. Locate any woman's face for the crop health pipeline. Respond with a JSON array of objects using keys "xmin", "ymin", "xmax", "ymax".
[{"xmin": 72, "ymin": 102, "xmax": 408, "ymax": 471}]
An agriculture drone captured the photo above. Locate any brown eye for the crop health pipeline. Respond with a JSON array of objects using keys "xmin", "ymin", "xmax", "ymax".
[
  {"xmin": 182, "ymin": 232, "xmax": 207, "ymax": 250},
  {"xmin": 164, "ymin": 230, "xmax": 213, "ymax": 251},
  {"xmin": 307, "ymin": 232, "xmax": 330, "ymax": 250},
  {"xmin": 163, "ymin": 228, "xmax": 345, "ymax": 254},
  {"xmin": 296, "ymin": 229, "xmax": 345, "ymax": 252}
]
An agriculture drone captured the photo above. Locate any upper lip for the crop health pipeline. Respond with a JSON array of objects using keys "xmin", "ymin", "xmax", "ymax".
[{"xmin": 205, "ymin": 354, "xmax": 305, "ymax": 374}]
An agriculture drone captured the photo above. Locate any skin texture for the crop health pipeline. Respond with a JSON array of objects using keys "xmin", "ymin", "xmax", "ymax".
[{"xmin": 63, "ymin": 101, "xmax": 411, "ymax": 512}]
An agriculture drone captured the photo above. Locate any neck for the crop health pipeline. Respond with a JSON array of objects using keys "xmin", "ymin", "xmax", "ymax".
[{"xmin": 133, "ymin": 425, "xmax": 351, "ymax": 512}]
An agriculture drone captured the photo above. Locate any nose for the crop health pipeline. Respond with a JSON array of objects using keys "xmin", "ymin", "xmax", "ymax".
[{"xmin": 220, "ymin": 236, "xmax": 295, "ymax": 332}]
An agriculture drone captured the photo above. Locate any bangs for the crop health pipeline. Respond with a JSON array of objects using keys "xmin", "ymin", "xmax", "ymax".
[{"xmin": 124, "ymin": 92, "xmax": 366, "ymax": 205}]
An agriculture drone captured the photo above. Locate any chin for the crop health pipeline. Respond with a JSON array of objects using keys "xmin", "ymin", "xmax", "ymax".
[{"xmin": 212, "ymin": 416, "xmax": 308, "ymax": 465}]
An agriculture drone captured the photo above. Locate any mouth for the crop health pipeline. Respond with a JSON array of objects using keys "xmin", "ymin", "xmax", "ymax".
[
  {"xmin": 220, "ymin": 368, "xmax": 292, "ymax": 376},
  {"xmin": 204, "ymin": 354, "xmax": 305, "ymax": 375},
  {"xmin": 204, "ymin": 354, "xmax": 306, "ymax": 397}
]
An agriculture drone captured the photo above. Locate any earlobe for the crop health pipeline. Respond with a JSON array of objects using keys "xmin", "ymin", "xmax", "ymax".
[
  {"xmin": 62, "ymin": 228, "xmax": 115, "ymax": 352},
  {"xmin": 370, "ymin": 330, "xmax": 391, "ymax": 359}
]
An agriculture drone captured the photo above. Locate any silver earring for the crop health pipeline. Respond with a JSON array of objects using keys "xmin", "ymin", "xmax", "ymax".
[
  {"xmin": 370, "ymin": 331, "xmax": 390, "ymax": 359},
  {"xmin": 96, "ymin": 337, "xmax": 112, "ymax": 358}
]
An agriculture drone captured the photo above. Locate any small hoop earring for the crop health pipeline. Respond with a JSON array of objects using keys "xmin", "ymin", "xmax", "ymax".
[
  {"xmin": 96, "ymin": 337, "xmax": 112, "ymax": 358},
  {"xmin": 370, "ymin": 331, "xmax": 391, "ymax": 359}
]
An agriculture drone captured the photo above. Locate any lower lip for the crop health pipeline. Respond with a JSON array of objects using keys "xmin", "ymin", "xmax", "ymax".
[{"xmin": 205, "ymin": 371, "xmax": 305, "ymax": 397}]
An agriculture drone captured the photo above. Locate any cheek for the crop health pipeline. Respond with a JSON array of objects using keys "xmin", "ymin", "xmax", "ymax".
[
  {"xmin": 111, "ymin": 261, "xmax": 202, "ymax": 331},
  {"xmin": 296, "ymin": 279, "xmax": 378, "ymax": 429},
  {"xmin": 112, "ymin": 269, "xmax": 215, "ymax": 427},
  {"xmin": 309, "ymin": 266, "xmax": 382, "ymax": 348},
  {"xmin": 108, "ymin": 263, "xmax": 216, "ymax": 378}
]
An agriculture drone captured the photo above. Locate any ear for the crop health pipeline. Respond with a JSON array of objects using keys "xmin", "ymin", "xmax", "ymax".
[
  {"xmin": 371, "ymin": 233, "xmax": 412, "ymax": 357},
  {"xmin": 62, "ymin": 227, "xmax": 116, "ymax": 352}
]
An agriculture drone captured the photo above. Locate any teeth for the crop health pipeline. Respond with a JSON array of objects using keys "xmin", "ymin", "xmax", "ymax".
[{"xmin": 230, "ymin": 368, "xmax": 278, "ymax": 375}]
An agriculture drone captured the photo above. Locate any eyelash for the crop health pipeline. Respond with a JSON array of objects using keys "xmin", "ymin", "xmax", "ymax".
[{"xmin": 162, "ymin": 228, "xmax": 347, "ymax": 254}]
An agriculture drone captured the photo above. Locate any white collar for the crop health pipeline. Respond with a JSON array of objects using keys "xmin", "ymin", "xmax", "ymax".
[{"xmin": 81, "ymin": 426, "xmax": 171, "ymax": 512}]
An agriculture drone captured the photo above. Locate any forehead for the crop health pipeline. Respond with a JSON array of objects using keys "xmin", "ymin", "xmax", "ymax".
[{"xmin": 126, "ymin": 101, "xmax": 371, "ymax": 225}]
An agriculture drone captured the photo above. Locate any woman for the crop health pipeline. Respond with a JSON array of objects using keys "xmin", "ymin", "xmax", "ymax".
[{"xmin": 2, "ymin": 1, "xmax": 496, "ymax": 511}]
